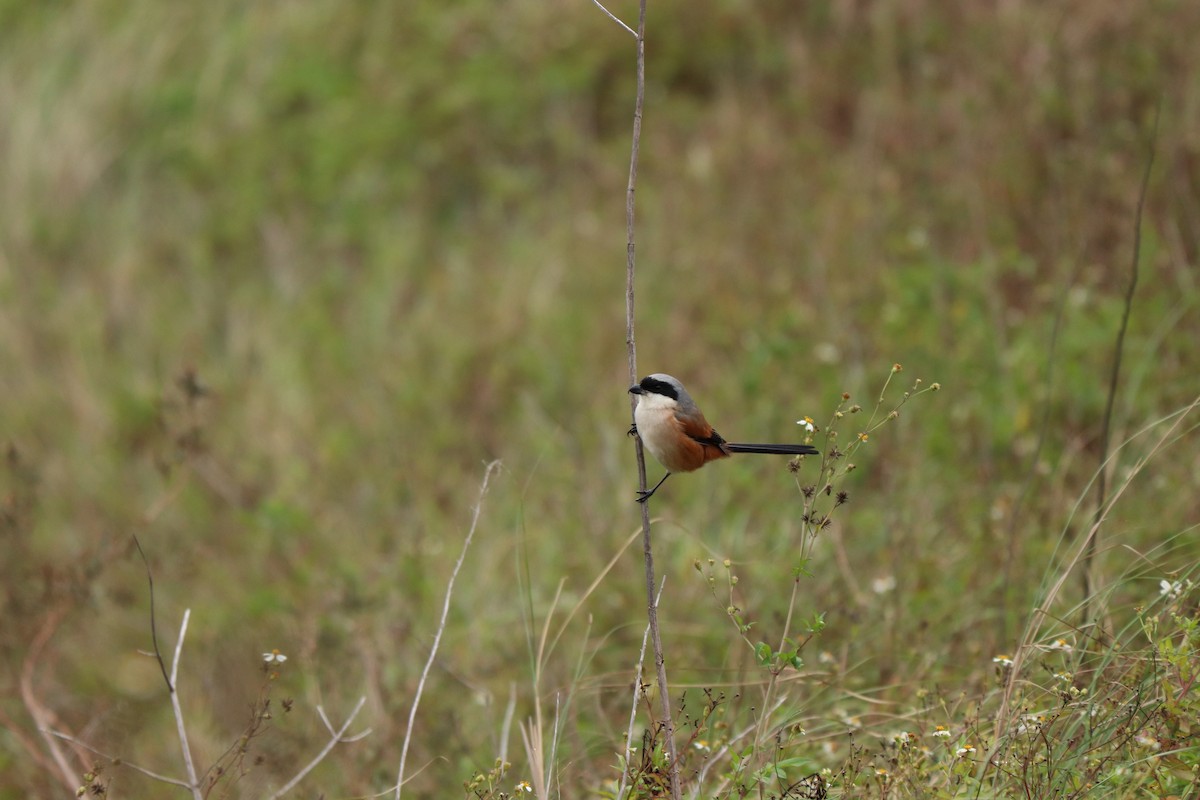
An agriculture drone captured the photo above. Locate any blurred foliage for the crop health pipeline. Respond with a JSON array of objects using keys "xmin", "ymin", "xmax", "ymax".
[{"xmin": 1, "ymin": 0, "xmax": 1199, "ymax": 797}]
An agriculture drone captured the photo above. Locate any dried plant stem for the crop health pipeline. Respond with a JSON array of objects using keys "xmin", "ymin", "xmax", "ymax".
[
  {"xmin": 168, "ymin": 609, "xmax": 204, "ymax": 800},
  {"xmin": 1082, "ymin": 100, "xmax": 1161, "ymax": 622},
  {"xmin": 1000, "ymin": 256, "xmax": 1082, "ymax": 640},
  {"xmin": 46, "ymin": 730, "xmax": 192, "ymax": 788},
  {"xmin": 618, "ymin": 576, "xmax": 666, "ymax": 800},
  {"xmin": 590, "ymin": 0, "xmax": 636, "ymax": 37},
  {"xmin": 395, "ymin": 459, "xmax": 500, "ymax": 800},
  {"xmin": 20, "ymin": 604, "xmax": 78, "ymax": 792},
  {"xmin": 619, "ymin": 1, "xmax": 681, "ymax": 798}
]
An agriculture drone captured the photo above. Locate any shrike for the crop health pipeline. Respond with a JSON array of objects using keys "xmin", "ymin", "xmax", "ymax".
[{"xmin": 628, "ymin": 373, "xmax": 819, "ymax": 502}]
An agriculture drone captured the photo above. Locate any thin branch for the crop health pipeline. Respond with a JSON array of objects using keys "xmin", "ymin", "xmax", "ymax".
[
  {"xmin": 19, "ymin": 604, "xmax": 80, "ymax": 792},
  {"xmin": 133, "ymin": 534, "xmax": 173, "ymax": 691},
  {"xmin": 590, "ymin": 0, "xmax": 637, "ymax": 37},
  {"xmin": 618, "ymin": 0, "xmax": 682, "ymax": 797},
  {"xmin": 316, "ymin": 704, "xmax": 372, "ymax": 742},
  {"xmin": 46, "ymin": 729, "xmax": 191, "ymax": 789},
  {"xmin": 618, "ymin": 576, "xmax": 666, "ymax": 800},
  {"xmin": 168, "ymin": 609, "xmax": 203, "ymax": 800},
  {"xmin": 0, "ymin": 705, "xmax": 63, "ymax": 778},
  {"xmin": 1082, "ymin": 99, "xmax": 1162, "ymax": 621},
  {"xmin": 1000, "ymin": 254, "xmax": 1083, "ymax": 640},
  {"xmin": 267, "ymin": 696, "xmax": 368, "ymax": 800},
  {"xmin": 395, "ymin": 459, "xmax": 501, "ymax": 800}
]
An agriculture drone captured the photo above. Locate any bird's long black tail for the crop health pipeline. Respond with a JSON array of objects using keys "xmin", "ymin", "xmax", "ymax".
[{"xmin": 726, "ymin": 443, "xmax": 820, "ymax": 456}]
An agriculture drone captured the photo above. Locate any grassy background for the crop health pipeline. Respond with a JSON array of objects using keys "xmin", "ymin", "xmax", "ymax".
[{"xmin": 2, "ymin": 0, "xmax": 1199, "ymax": 797}]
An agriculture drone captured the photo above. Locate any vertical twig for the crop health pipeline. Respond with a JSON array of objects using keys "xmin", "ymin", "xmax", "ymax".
[
  {"xmin": 590, "ymin": 0, "xmax": 637, "ymax": 37},
  {"xmin": 133, "ymin": 534, "xmax": 173, "ymax": 691},
  {"xmin": 618, "ymin": 576, "xmax": 666, "ymax": 800},
  {"xmin": 395, "ymin": 459, "xmax": 500, "ymax": 800},
  {"xmin": 1082, "ymin": 100, "xmax": 1161, "ymax": 622},
  {"xmin": 999, "ymin": 257, "xmax": 1083, "ymax": 641},
  {"xmin": 620, "ymin": 1, "xmax": 682, "ymax": 798},
  {"xmin": 19, "ymin": 604, "xmax": 78, "ymax": 792},
  {"xmin": 168, "ymin": 609, "xmax": 204, "ymax": 800}
]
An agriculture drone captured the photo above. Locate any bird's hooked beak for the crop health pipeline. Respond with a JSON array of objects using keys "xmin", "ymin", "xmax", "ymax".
[{"xmin": 628, "ymin": 384, "xmax": 644, "ymax": 395}]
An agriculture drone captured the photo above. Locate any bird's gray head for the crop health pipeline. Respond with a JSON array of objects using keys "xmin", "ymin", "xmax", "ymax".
[{"xmin": 628, "ymin": 373, "xmax": 698, "ymax": 412}]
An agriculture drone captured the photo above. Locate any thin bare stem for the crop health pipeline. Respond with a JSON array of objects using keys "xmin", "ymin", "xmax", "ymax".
[
  {"xmin": 1000, "ymin": 255, "xmax": 1083, "ymax": 640},
  {"xmin": 268, "ymin": 696, "xmax": 368, "ymax": 800},
  {"xmin": 168, "ymin": 609, "xmax": 203, "ymax": 800},
  {"xmin": 590, "ymin": 0, "xmax": 637, "ymax": 37},
  {"xmin": 46, "ymin": 730, "xmax": 191, "ymax": 789},
  {"xmin": 617, "ymin": 0, "xmax": 681, "ymax": 797},
  {"xmin": 1082, "ymin": 99, "xmax": 1161, "ymax": 621},
  {"xmin": 317, "ymin": 704, "xmax": 372, "ymax": 742},
  {"xmin": 133, "ymin": 534, "xmax": 173, "ymax": 691},
  {"xmin": 20, "ymin": 604, "xmax": 81, "ymax": 792},
  {"xmin": 395, "ymin": 459, "xmax": 500, "ymax": 800},
  {"xmin": 618, "ymin": 576, "xmax": 666, "ymax": 800}
]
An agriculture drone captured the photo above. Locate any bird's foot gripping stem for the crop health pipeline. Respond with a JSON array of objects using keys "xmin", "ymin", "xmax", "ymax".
[{"xmin": 635, "ymin": 472, "xmax": 671, "ymax": 504}]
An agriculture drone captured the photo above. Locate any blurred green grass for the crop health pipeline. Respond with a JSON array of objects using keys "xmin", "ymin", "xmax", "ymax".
[{"xmin": 2, "ymin": 0, "xmax": 1199, "ymax": 796}]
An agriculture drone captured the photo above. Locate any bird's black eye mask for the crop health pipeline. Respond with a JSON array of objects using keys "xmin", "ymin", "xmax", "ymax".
[{"xmin": 639, "ymin": 376, "xmax": 679, "ymax": 400}]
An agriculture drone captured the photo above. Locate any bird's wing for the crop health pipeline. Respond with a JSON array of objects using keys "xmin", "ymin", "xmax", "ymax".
[{"xmin": 676, "ymin": 412, "xmax": 730, "ymax": 453}]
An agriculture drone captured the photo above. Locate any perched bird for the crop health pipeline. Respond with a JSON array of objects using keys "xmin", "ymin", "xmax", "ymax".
[{"xmin": 628, "ymin": 373, "xmax": 819, "ymax": 502}]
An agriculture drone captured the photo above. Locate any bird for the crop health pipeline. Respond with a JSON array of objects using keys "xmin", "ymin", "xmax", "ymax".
[{"xmin": 628, "ymin": 373, "xmax": 820, "ymax": 502}]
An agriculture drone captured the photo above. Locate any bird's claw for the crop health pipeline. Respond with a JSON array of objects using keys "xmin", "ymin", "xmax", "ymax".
[{"xmin": 627, "ymin": 423, "xmax": 638, "ymax": 438}]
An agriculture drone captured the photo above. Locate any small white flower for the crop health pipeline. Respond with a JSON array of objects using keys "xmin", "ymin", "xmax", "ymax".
[
  {"xmin": 992, "ymin": 654, "xmax": 1013, "ymax": 666},
  {"xmin": 693, "ymin": 740, "xmax": 710, "ymax": 751},
  {"xmin": 894, "ymin": 731, "xmax": 911, "ymax": 745},
  {"xmin": 1160, "ymin": 579, "xmax": 1184, "ymax": 599},
  {"xmin": 871, "ymin": 575, "xmax": 896, "ymax": 594},
  {"xmin": 515, "ymin": 780, "xmax": 533, "ymax": 793},
  {"xmin": 932, "ymin": 725, "xmax": 951, "ymax": 738},
  {"xmin": 263, "ymin": 650, "xmax": 288, "ymax": 664},
  {"xmin": 796, "ymin": 416, "xmax": 816, "ymax": 433},
  {"xmin": 1046, "ymin": 638, "xmax": 1073, "ymax": 652},
  {"xmin": 956, "ymin": 745, "xmax": 976, "ymax": 758}
]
